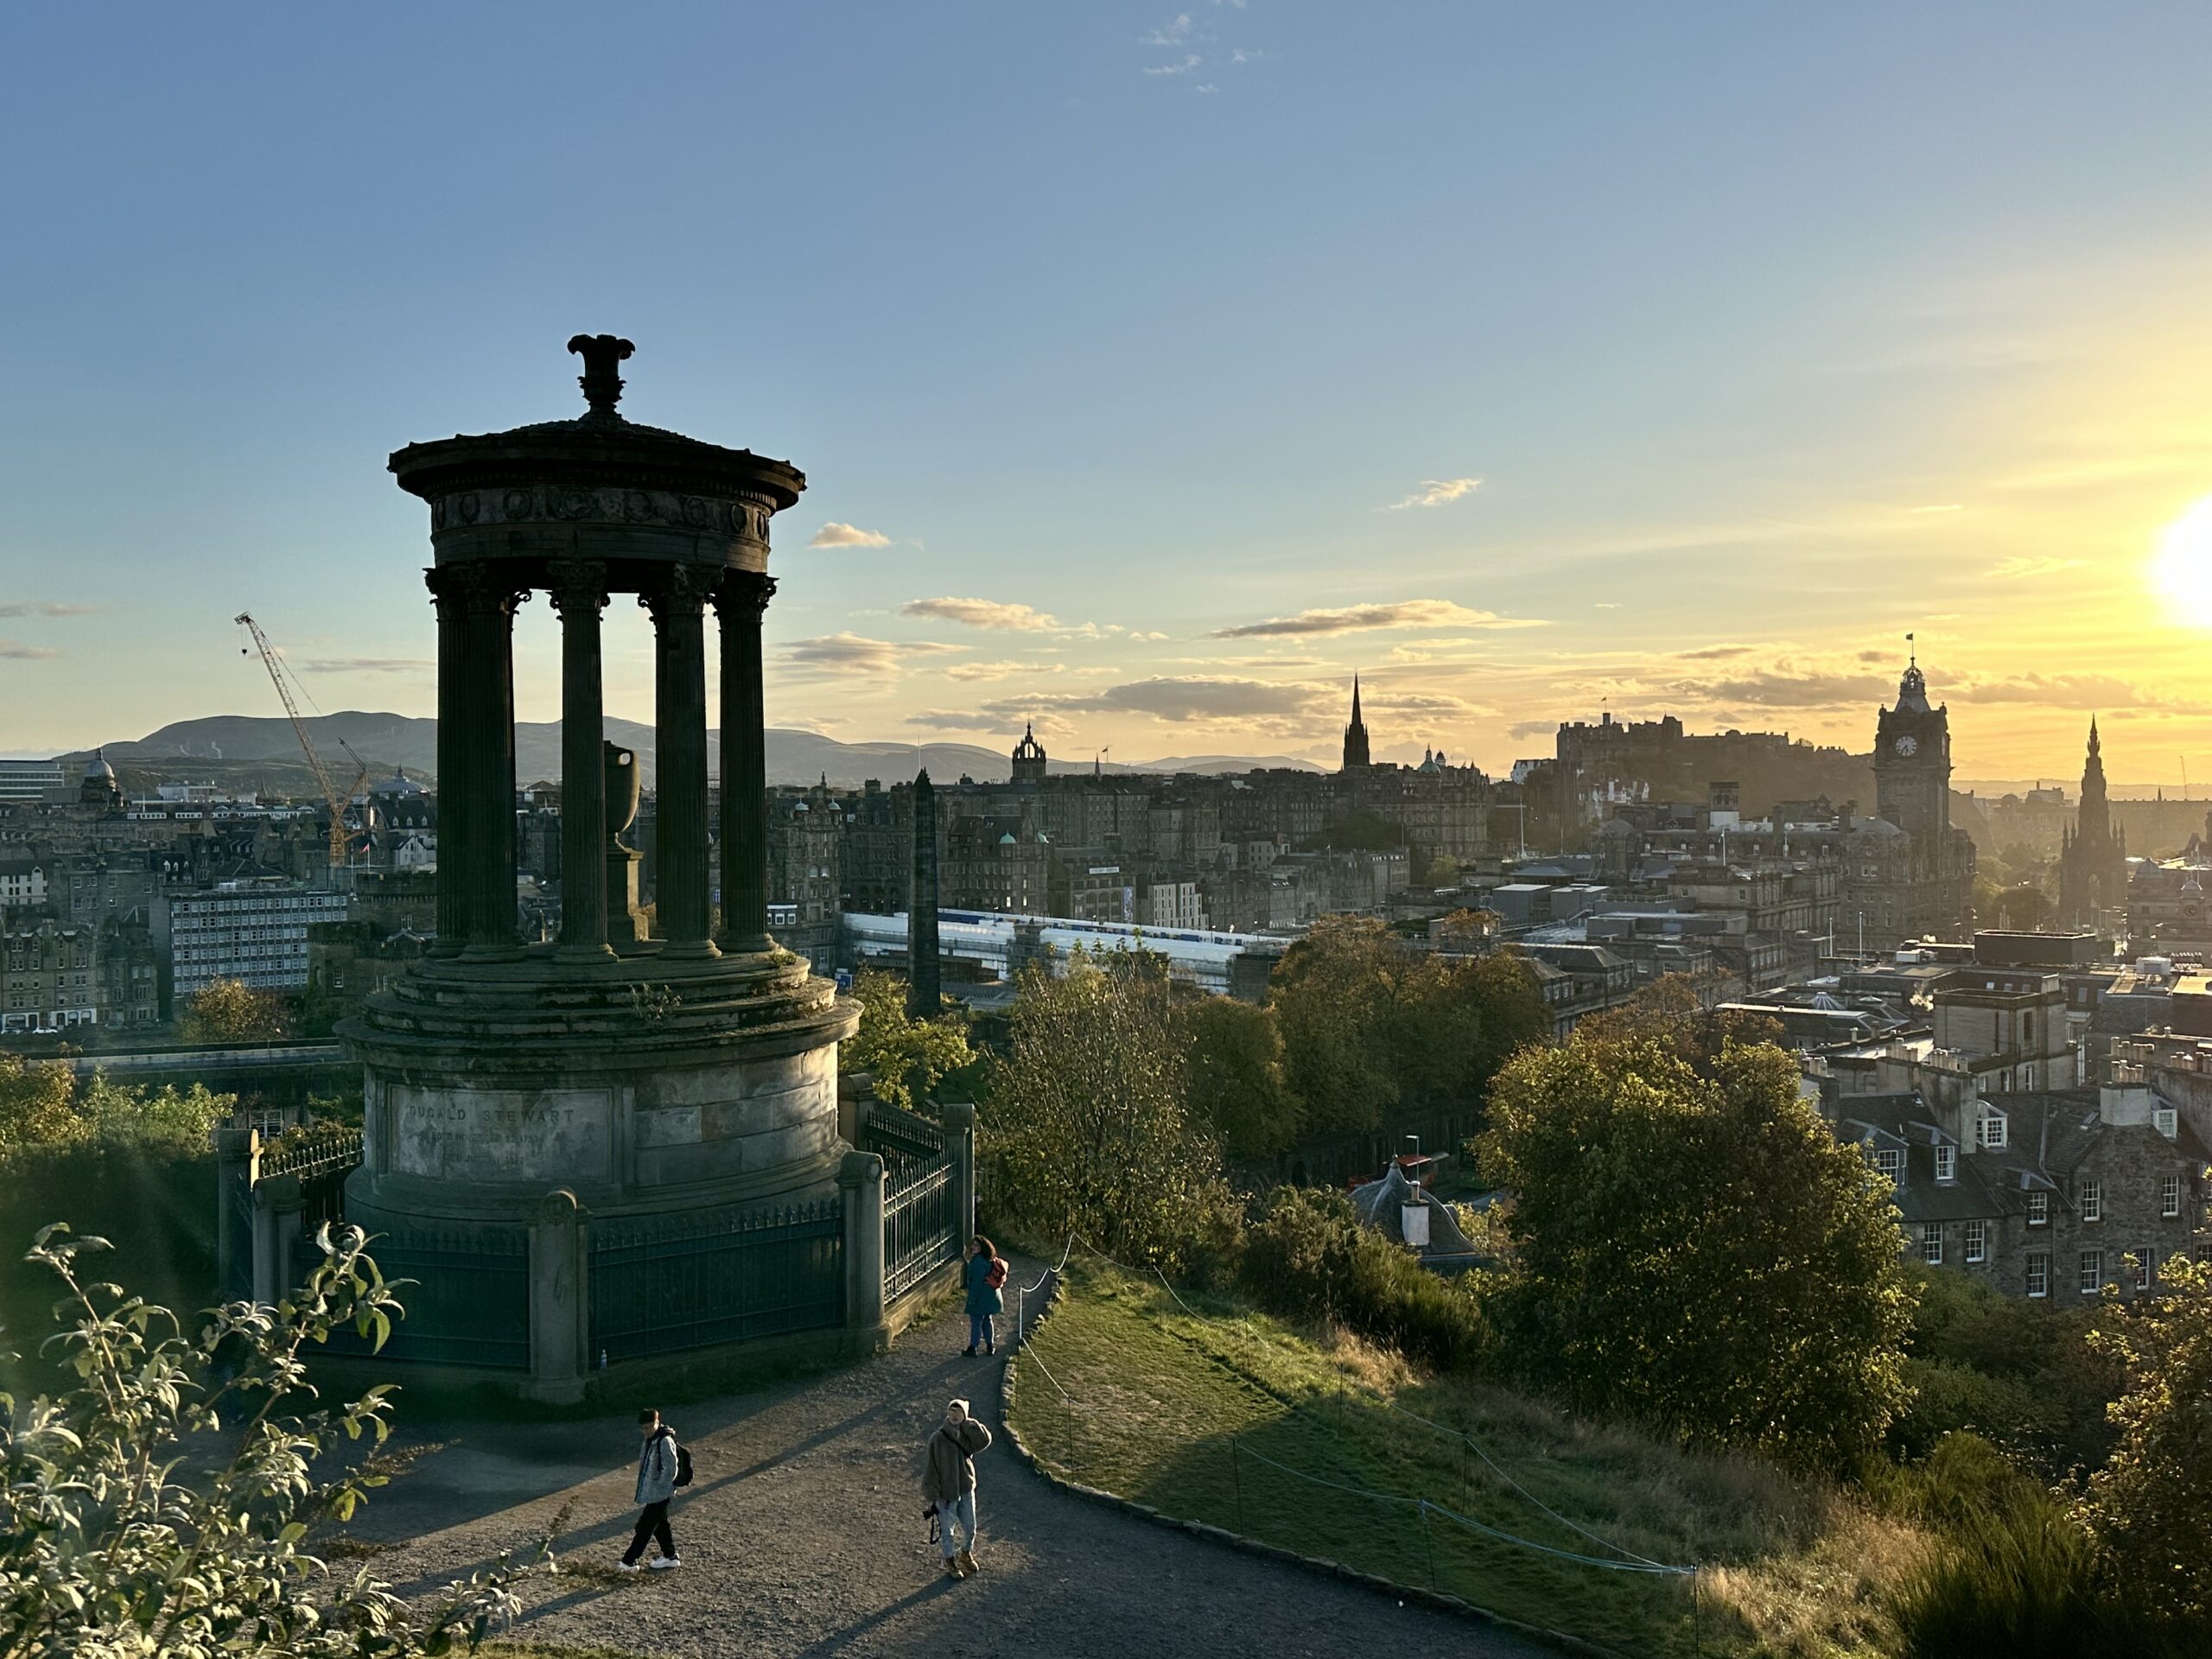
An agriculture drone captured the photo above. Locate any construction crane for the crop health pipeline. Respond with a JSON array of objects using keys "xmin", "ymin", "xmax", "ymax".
[{"xmin": 235, "ymin": 613, "xmax": 368, "ymax": 868}]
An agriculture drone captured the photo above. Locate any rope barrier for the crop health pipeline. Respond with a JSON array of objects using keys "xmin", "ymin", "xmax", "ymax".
[{"xmin": 1051, "ymin": 1236, "xmax": 1700, "ymax": 1579}]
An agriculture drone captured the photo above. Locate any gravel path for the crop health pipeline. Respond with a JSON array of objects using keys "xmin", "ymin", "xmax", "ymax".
[{"xmin": 353, "ymin": 1264, "xmax": 1548, "ymax": 1659}]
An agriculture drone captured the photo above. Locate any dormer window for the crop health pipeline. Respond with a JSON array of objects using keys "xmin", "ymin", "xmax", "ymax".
[
  {"xmin": 1978, "ymin": 1109, "xmax": 2009, "ymax": 1150},
  {"xmin": 1936, "ymin": 1145, "xmax": 1957, "ymax": 1183},
  {"xmin": 1873, "ymin": 1147, "xmax": 1903, "ymax": 1182},
  {"xmin": 2154, "ymin": 1107, "xmax": 2177, "ymax": 1139}
]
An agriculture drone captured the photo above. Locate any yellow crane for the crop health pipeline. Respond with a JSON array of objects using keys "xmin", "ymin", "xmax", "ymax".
[{"xmin": 235, "ymin": 613, "xmax": 370, "ymax": 868}]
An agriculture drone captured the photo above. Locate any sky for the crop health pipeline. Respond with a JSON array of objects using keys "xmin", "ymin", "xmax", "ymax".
[{"xmin": 5, "ymin": 3, "xmax": 2212, "ymax": 782}]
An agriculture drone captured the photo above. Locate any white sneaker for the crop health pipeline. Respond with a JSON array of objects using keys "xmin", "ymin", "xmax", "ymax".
[
  {"xmin": 649, "ymin": 1555, "xmax": 682, "ymax": 1570},
  {"xmin": 616, "ymin": 1561, "xmax": 642, "ymax": 1573}
]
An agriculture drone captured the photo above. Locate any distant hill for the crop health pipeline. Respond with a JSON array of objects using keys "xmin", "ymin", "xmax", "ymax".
[{"xmin": 67, "ymin": 715, "xmax": 1322, "ymax": 794}]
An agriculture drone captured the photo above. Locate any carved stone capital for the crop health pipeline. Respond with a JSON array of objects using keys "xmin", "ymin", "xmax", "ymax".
[
  {"xmin": 545, "ymin": 559, "xmax": 610, "ymax": 619},
  {"xmin": 712, "ymin": 569, "xmax": 779, "ymax": 620},
  {"xmin": 639, "ymin": 563, "xmax": 721, "ymax": 622}
]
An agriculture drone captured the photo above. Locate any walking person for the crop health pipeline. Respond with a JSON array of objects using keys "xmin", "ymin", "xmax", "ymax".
[
  {"xmin": 923, "ymin": 1396, "xmax": 993, "ymax": 1580},
  {"xmin": 619, "ymin": 1408, "xmax": 684, "ymax": 1572},
  {"xmin": 963, "ymin": 1235, "xmax": 1007, "ymax": 1357}
]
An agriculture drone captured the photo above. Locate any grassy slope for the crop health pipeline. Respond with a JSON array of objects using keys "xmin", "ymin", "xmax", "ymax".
[{"xmin": 1009, "ymin": 1262, "xmax": 1922, "ymax": 1659}]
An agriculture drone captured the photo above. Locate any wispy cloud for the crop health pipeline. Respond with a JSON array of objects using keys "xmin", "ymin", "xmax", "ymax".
[
  {"xmin": 779, "ymin": 632, "xmax": 962, "ymax": 677},
  {"xmin": 1385, "ymin": 476, "xmax": 1482, "ymax": 510},
  {"xmin": 809, "ymin": 522, "xmax": 893, "ymax": 549},
  {"xmin": 1144, "ymin": 54, "xmax": 1203, "ymax": 76},
  {"xmin": 297, "ymin": 657, "xmax": 434, "ymax": 673},
  {"xmin": 1213, "ymin": 600, "xmax": 1543, "ymax": 639},
  {"xmin": 0, "ymin": 640, "xmax": 60, "ymax": 660},
  {"xmin": 982, "ymin": 677, "xmax": 1336, "ymax": 727},
  {"xmin": 1989, "ymin": 556, "xmax": 2086, "ymax": 579},
  {"xmin": 901, "ymin": 596, "xmax": 1062, "ymax": 632},
  {"xmin": 944, "ymin": 660, "xmax": 1068, "ymax": 683},
  {"xmin": 0, "ymin": 602, "xmax": 95, "ymax": 618},
  {"xmin": 1140, "ymin": 14, "xmax": 1193, "ymax": 46}
]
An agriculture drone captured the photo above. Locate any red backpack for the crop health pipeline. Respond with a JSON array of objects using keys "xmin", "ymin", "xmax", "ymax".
[{"xmin": 984, "ymin": 1256, "xmax": 1007, "ymax": 1291}]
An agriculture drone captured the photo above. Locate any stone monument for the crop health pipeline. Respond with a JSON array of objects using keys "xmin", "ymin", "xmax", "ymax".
[{"xmin": 338, "ymin": 336, "xmax": 861, "ymax": 1394}]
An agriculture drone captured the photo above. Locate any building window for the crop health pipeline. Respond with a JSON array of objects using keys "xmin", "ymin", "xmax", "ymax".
[
  {"xmin": 2154, "ymin": 1106, "xmax": 2178, "ymax": 1139},
  {"xmin": 2080, "ymin": 1179, "xmax": 2102, "ymax": 1223},
  {"xmin": 1965, "ymin": 1221, "xmax": 1986, "ymax": 1264},
  {"xmin": 1922, "ymin": 1224, "xmax": 1944, "ymax": 1266},
  {"xmin": 1979, "ymin": 1110, "xmax": 2009, "ymax": 1149},
  {"xmin": 2080, "ymin": 1250, "xmax": 2104, "ymax": 1294},
  {"xmin": 1936, "ymin": 1145, "xmax": 1956, "ymax": 1184},
  {"xmin": 2163, "ymin": 1174, "xmax": 2183, "ymax": 1218},
  {"xmin": 2135, "ymin": 1249, "xmax": 2155, "ymax": 1290},
  {"xmin": 1872, "ymin": 1147, "xmax": 1903, "ymax": 1182},
  {"xmin": 2026, "ymin": 1252, "xmax": 2049, "ymax": 1297},
  {"xmin": 2026, "ymin": 1191, "xmax": 2049, "ymax": 1226}
]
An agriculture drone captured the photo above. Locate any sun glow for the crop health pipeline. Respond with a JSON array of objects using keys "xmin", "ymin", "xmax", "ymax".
[{"xmin": 2153, "ymin": 495, "xmax": 2212, "ymax": 627}]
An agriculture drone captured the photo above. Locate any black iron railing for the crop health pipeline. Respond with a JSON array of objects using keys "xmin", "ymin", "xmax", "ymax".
[
  {"xmin": 861, "ymin": 1100, "xmax": 944, "ymax": 1168},
  {"xmin": 298, "ymin": 1220, "xmax": 531, "ymax": 1370},
  {"xmin": 884, "ymin": 1154, "xmax": 960, "ymax": 1300},
  {"xmin": 589, "ymin": 1198, "xmax": 843, "ymax": 1363}
]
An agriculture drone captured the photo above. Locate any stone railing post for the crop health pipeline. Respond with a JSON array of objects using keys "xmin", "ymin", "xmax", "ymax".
[
  {"xmin": 941, "ymin": 1099, "xmax": 976, "ymax": 1248},
  {"xmin": 839, "ymin": 1150, "xmax": 887, "ymax": 1347},
  {"xmin": 525, "ymin": 1190, "xmax": 589, "ymax": 1404},
  {"xmin": 251, "ymin": 1173, "xmax": 304, "ymax": 1308},
  {"xmin": 214, "ymin": 1126, "xmax": 258, "ymax": 1302}
]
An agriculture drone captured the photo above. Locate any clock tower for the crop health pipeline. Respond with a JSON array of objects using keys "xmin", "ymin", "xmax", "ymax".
[{"xmin": 1872, "ymin": 654, "xmax": 1950, "ymax": 845}]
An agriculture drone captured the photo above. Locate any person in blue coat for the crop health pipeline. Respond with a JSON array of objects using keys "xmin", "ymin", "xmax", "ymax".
[{"xmin": 963, "ymin": 1236, "xmax": 1007, "ymax": 1357}]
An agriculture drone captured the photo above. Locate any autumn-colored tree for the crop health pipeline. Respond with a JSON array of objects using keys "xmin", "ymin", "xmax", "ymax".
[
  {"xmin": 1268, "ymin": 916, "xmax": 1546, "ymax": 1138},
  {"xmin": 180, "ymin": 976, "xmax": 293, "ymax": 1045},
  {"xmin": 1571, "ymin": 971, "xmax": 1781, "ymax": 1075},
  {"xmin": 0, "ymin": 1051, "xmax": 80, "ymax": 1152},
  {"xmin": 980, "ymin": 955, "xmax": 1224, "ymax": 1265},
  {"xmin": 2080, "ymin": 1255, "xmax": 2212, "ymax": 1624},
  {"xmin": 1183, "ymin": 995, "xmax": 1300, "ymax": 1160},
  {"xmin": 0, "ymin": 1052, "xmax": 229, "ymax": 1156},
  {"xmin": 841, "ymin": 967, "xmax": 975, "ymax": 1110},
  {"xmin": 1478, "ymin": 1032, "xmax": 1916, "ymax": 1472}
]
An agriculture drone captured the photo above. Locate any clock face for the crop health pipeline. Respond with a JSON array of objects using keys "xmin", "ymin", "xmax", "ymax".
[{"xmin": 1894, "ymin": 734, "xmax": 1920, "ymax": 758}]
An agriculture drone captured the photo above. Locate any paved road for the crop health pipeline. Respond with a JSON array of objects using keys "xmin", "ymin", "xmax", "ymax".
[{"xmin": 353, "ymin": 1272, "xmax": 1547, "ymax": 1659}]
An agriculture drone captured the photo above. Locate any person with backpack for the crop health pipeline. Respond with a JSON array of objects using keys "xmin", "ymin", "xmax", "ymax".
[
  {"xmin": 922, "ymin": 1396, "xmax": 993, "ymax": 1579},
  {"xmin": 963, "ymin": 1236, "xmax": 1007, "ymax": 1357},
  {"xmin": 619, "ymin": 1408, "xmax": 690, "ymax": 1571}
]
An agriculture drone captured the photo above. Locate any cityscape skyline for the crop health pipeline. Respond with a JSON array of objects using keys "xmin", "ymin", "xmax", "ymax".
[{"xmin": 6, "ymin": 4, "xmax": 2212, "ymax": 776}]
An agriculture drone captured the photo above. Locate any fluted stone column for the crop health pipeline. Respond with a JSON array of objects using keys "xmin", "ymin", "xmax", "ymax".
[
  {"xmin": 548, "ymin": 560, "xmax": 612, "ymax": 957},
  {"xmin": 426, "ymin": 569, "xmax": 470, "ymax": 957},
  {"xmin": 459, "ymin": 569, "xmax": 526, "ymax": 958},
  {"xmin": 715, "ymin": 571, "xmax": 776, "ymax": 953},
  {"xmin": 643, "ymin": 566, "xmax": 717, "ymax": 955}
]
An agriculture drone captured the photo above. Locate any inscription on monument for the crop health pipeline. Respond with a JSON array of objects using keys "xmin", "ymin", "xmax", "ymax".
[{"xmin": 389, "ymin": 1084, "xmax": 617, "ymax": 1183}]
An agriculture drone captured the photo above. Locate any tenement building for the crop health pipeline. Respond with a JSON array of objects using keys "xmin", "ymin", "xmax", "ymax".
[{"xmin": 1837, "ymin": 1082, "xmax": 2207, "ymax": 1299}]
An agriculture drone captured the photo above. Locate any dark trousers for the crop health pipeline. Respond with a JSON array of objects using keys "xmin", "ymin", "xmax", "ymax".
[{"xmin": 624, "ymin": 1500, "xmax": 674, "ymax": 1564}]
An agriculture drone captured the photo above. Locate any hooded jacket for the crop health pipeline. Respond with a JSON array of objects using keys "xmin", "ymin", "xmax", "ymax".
[
  {"xmin": 635, "ymin": 1425, "xmax": 679, "ymax": 1506},
  {"xmin": 922, "ymin": 1417, "xmax": 992, "ymax": 1504}
]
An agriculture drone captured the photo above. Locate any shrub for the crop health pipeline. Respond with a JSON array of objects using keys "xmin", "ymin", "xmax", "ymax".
[
  {"xmin": 1884, "ymin": 1434, "xmax": 2202, "ymax": 1658},
  {"xmin": 1239, "ymin": 1185, "xmax": 1484, "ymax": 1372}
]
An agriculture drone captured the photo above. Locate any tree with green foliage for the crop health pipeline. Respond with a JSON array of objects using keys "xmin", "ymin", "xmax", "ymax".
[
  {"xmin": 2081, "ymin": 1255, "xmax": 2212, "ymax": 1625},
  {"xmin": 0, "ymin": 1223, "xmax": 543, "ymax": 1655},
  {"xmin": 840, "ymin": 967, "xmax": 975, "ymax": 1110},
  {"xmin": 981, "ymin": 955, "xmax": 1224, "ymax": 1265},
  {"xmin": 1268, "ymin": 917, "xmax": 1547, "ymax": 1138},
  {"xmin": 1183, "ymin": 995, "xmax": 1299, "ymax": 1160},
  {"xmin": 180, "ymin": 976, "xmax": 293, "ymax": 1045},
  {"xmin": 0, "ymin": 1051, "xmax": 231, "ymax": 1156},
  {"xmin": 1478, "ymin": 1032, "xmax": 1916, "ymax": 1473}
]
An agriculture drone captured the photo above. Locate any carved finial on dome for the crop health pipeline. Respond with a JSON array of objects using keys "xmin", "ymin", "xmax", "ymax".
[{"xmin": 566, "ymin": 334, "xmax": 635, "ymax": 420}]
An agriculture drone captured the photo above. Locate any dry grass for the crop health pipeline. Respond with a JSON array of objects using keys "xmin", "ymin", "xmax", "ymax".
[{"xmin": 1702, "ymin": 1500, "xmax": 1930, "ymax": 1659}]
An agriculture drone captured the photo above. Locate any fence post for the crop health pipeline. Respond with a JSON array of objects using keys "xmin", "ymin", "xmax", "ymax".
[
  {"xmin": 941, "ymin": 1099, "xmax": 976, "ymax": 1246},
  {"xmin": 839, "ymin": 1150, "xmax": 888, "ymax": 1350},
  {"xmin": 214, "ymin": 1126, "xmax": 258, "ymax": 1302},
  {"xmin": 524, "ymin": 1189, "xmax": 589, "ymax": 1404},
  {"xmin": 251, "ymin": 1172, "xmax": 303, "ymax": 1307}
]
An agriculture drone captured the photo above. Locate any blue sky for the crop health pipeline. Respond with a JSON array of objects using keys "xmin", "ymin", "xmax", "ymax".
[{"xmin": 6, "ymin": 3, "xmax": 2212, "ymax": 778}]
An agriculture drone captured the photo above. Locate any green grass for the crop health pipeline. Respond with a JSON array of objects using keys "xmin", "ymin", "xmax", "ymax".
[{"xmin": 1010, "ymin": 1262, "xmax": 1919, "ymax": 1659}]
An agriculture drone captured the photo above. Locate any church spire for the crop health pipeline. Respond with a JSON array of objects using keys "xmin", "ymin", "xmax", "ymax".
[{"xmin": 1341, "ymin": 674, "xmax": 1371, "ymax": 771}]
